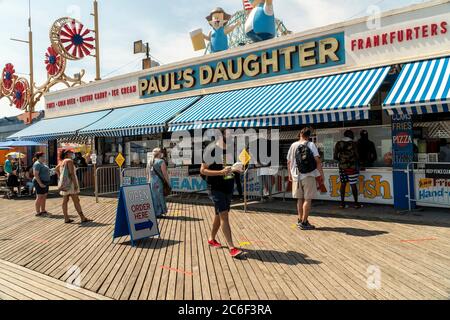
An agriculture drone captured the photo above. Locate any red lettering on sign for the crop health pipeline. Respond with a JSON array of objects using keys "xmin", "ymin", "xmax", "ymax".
[
  {"xmin": 393, "ymin": 133, "xmax": 412, "ymax": 148},
  {"xmin": 373, "ymin": 35, "xmax": 380, "ymax": 47},
  {"xmin": 134, "ymin": 212, "xmax": 149, "ymax": 220},
  {"xmin": 366, "ymin": 37, "xmax": 372, "ymax": 48},
  {"xmin": 431, "ymin": 23, "xmax": 438, "ymax": 36},
  {"xmin": 94, "ymin": 91, "xmax": 108, "ymax": 100},
  {"xmin": 350, "ymin": 21, "xmax": 448, "ymax": 52},
  {"xmin": 80, "ymin": 94, "xmax": 93, "ymax": 103},
  {"xmin": 131, "ymin": 203, "xmax": 151, "ymax": 213},
  {"xmin": 390, "ymin": 31, "xmax": 396, "ymax": 44},
  {"xmin": 121, "ymin": 85, "xmax": 137, "ymax": 95},
  {"xmin": 441, "ymin": 21, "xmax": 448, "ymax": 34},
  {"xmin": 406, "ymin": 28, "xmax": 413, "ymax": 41},
  {"xmin": 414, "ymin": 26, "xmax": 420, "ymax": 39},
  {"xmin": 422, "ymin": 24, "xmax": 429, "ymax": 38}
]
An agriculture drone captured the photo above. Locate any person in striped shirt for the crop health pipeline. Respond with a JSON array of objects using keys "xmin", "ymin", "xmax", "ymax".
[{"xmin": 334, "ymin": 130, "xmax": 362, "ymax": 209}]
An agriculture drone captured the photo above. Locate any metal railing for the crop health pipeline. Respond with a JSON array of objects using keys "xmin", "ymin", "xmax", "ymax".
[
  {"xmin": 95, "ymin": 166, "xmax": 121, "ymax": 202},
  {"xmin": 406, "ymin": 162, "xmax": 450, "ymax": 211},
  {"xmin": 93, "ymin": 164, "xmax": 289, "ymax": 203},
  {"xmin": 245, "ymin": 166, "xmax": 288, "ymax": 201},
  {"xmin": 121, "ymin": 167, "xmax": 148, "ymax": 187},
  {"xmin": 76, "ymin": 166, "xmax": 95, "ymax": 191}
]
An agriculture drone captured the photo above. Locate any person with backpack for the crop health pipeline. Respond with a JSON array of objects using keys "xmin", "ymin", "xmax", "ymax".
[
  {"xmin": 334, "ymin": 130, "xmax": 361, "ymax": 209},
  {"xmin": 287, "ymin": 128, "xmax": 324, "ymax": 230}
]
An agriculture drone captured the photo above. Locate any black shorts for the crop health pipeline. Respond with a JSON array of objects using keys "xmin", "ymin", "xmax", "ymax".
[
  {"xmin": 33, "ymin": 180, "xmax": 49, "ymax": 195},
  {"xmin": 6, "ymin": 175, "xmax": 19, "ymax": 187},
  {"xmin": 208, "ymin": 190, "xmax": 233, "ymax": 214}
]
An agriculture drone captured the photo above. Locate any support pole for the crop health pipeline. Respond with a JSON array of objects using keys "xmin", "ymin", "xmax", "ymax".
[
  {"xmin": 27, "ymin": 1, "xmax": 35, "ymax": 124},
  {"xmin": 93, "ymin": 0, "xmax": 101, "ymax": 81},
  {"xmin": 244, "ymin": 168, "xmax": 248, "ymax": 213}
]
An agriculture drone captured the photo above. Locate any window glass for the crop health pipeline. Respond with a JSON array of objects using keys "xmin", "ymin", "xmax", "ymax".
[{"xmin": 315, "ymin": 125, "xmax": 393, "ymax": 168}]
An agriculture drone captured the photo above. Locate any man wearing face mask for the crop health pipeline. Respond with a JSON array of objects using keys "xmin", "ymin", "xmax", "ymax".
[
  {"xmin": 33, "ymin": 152, "xmax": 51, "ymax": 217},
  {"xmin": 201, "ymin": 131, "xmax": 244, "ymax": 259}
]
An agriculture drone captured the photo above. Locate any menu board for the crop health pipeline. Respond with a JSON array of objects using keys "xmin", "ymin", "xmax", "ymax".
[
  {"xmin": 113, "ymin": 184, "xmax": 159, "ymax": 246},
  {"xmin": 323, "ymin": 138, "xmax": 335, "ymax": 161}
]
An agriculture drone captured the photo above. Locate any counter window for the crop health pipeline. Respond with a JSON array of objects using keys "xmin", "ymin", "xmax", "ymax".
[
  {"xmin": 413, "ymin": 120, "xmax": 450, "ymax": 163},
  {"xmin": 315, "ymin": 125, "xmax": 393, "ymax": 168}
]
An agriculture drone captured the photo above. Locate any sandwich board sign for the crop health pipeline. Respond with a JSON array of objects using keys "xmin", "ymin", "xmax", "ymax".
[{"xmin": 113, "ymin": 184, "xmax": 159, "ymax": 247}]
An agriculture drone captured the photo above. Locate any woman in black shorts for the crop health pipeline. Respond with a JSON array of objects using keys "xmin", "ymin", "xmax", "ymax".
[
  {"xmin": 33, "ymin": 153, "xmax": 51, "ymax": 217},
  {"xmin": 201, "ymin": 134, "xmax": 243, "ymax": 259}
]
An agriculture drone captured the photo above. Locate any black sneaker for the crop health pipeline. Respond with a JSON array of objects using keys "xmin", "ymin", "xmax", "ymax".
[{"xmin": 299, "ymin": 221, "xmax": 316, "ymax": 230}]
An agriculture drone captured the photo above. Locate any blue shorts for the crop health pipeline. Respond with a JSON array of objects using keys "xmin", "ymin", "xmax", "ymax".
[
  {"xmin": 208, "ymin": 190, "xmax": 233, "ymax": 214},
  {"xmin": 33, "ymin": 180, "xmax": 49, "ymax": 195}
]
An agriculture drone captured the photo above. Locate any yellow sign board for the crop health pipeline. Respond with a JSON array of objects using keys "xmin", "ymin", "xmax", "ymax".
[
  {"xmin": 115, "ymin": 153, "xmax": 125, "ymax": 168},
  {"xmin": 239, "ymin": 149, "xmax": 252, "ymax": 166}
]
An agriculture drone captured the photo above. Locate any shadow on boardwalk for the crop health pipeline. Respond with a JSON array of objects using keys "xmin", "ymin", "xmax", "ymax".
[
  {"xmin": 118, "ymin": 238, "xmax": 181, "ymax": 250},
  {"xmin": 241, "ymin": 249, "xmax": 321, "ymax": 266},
  {"xmin": 316, "ymin": 227, "xmax": 388, "ymax": 237},
  {"xmin": 160, "ymin": 215, "xmax": 204, "ymax": 222}
]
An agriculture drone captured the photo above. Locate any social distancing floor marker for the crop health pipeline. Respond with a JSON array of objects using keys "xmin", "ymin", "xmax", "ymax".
[
  {"xmin": 160, "ymin": 265, "xmax": 193, "ymax": 276},
  {"xmin": 31, "ymin": 238, "xmax": 49, "ymax": 244},
  {"xmin": 400, "ymin": 238, "xmax": 437, "ymax": 243},
  {"xmin": 239, "ymin": 239, "xmax": 266, "ymax": 246}
]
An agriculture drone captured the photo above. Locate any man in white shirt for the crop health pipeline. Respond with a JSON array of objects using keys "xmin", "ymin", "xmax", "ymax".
[{"xmin": 287, "ymin": 128, "xmax": 325, "ymax": 230}]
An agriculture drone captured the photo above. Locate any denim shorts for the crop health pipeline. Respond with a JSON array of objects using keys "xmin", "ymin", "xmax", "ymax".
[
  {"xmin": 208, "ymin": 190, "xmax": 233, "ymax": 215},
  {"xmin": 33, "ymin": 180, "xmax": 49, "ymax": 195}
]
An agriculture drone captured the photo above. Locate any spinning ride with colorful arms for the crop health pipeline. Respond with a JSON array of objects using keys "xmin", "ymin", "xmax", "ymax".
[{"xmin": 0, "ymin": 17, "xmax": 95, "ymax": 112}]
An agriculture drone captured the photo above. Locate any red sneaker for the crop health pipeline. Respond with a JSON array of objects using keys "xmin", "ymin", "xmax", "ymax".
[
  {"xmin": 230, "ymin": 248, "xmax": 243, "ymax": 258},
  {"xmin": 208, "ymin": 239, "xmax": 222, "ymax": 248}
]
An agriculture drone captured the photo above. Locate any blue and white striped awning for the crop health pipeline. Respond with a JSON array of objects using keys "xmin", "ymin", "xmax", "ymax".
[
  {"xmin": 169, "ymin": 67, "xmax": 391, "ymax": 131},
  {"xmin": 384, "ymin": 57, "xmax": 450, "ymax": 115},
  {"xmin": 7, "ymin": 110, "xmax": 111, "ymax": 142},
  {"xmin": 79, "ymin": 97, "xmax": 200, "ymax": 137}
]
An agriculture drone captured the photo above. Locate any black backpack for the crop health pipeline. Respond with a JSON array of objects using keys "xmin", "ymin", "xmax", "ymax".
[{"xmin": 295, "ymin": 142, "xmax": 317, "ymax": 174}]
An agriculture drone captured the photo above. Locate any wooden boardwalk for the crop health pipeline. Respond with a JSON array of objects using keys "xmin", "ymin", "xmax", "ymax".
[
  {"xmin": 0, "ymin": 195, "xmax": 449, "ymax": 300},
  {"xmin": 0, "ymin": 259, "xmax": 110, "ymax": 300}
]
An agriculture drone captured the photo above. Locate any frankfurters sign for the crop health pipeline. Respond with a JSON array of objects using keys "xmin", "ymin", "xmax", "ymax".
[
  {"xmin": 139, "ymin": 32, "xmax": 345, "ymax": 98},
  {"xmin": 113, "ymin": 184, "xmax": 159, "ymax": 246}
]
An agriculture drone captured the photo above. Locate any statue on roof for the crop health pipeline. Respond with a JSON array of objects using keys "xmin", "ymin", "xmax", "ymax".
[
  {"xmin": 190, "ymin": 7, "xmax": 241, "ymax": 53},
  {"xmin": 245, "ymin": 0, "xmax": 276, "ymax": 42}
]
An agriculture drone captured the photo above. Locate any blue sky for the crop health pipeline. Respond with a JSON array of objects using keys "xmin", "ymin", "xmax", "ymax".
[{"xmin": 0, "ymin": 0, "xmax": 425, "ymax": 118}]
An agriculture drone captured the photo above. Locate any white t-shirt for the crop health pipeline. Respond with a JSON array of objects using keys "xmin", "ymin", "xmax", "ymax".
[{"xmin": 287, "ymin": 140, "xmax": 320, "ymax": 182}]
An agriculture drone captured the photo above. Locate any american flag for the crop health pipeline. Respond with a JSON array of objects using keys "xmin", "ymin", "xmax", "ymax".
[{"xmin": 243, "ymin": 0, "xmax": 253, "ymax": 11}]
